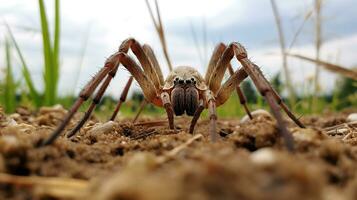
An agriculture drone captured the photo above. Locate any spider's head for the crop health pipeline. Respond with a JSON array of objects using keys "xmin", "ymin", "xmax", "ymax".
[
  {"xmin": 163, "ymin": 66, "xmax": 208, "ymax": 116},
  {"xmin": 163, "ymin": 66, "xmax": 207, "ymax": 91}
]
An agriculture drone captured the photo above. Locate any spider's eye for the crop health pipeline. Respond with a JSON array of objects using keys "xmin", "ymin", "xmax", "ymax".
[{"xmin": 174, "ymin": 77, "xmax": 179, "ymax": 84}]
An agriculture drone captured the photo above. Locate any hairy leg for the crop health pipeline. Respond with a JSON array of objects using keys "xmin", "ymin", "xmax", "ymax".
[
  {"xmin": 231, "ymin": 42, "xmax": 295, "ymax": 151},
  {"xmin": 161, "ymin": 92, "xmax": 175, "ymax": 129},
  {"xmin": 204, "ymin": 90, "xmax": 218, "ymax": 142},
  {"xmin": 40, "ymin": 63, "xmax": 115, "ymax": 146},
  {"xmin": 205, "ymin": 43, "xmax": 253, "ymax": 119},
  {"xmin": 120, "ymin": 38, "xmax": 162, "ymax": 90},
  {"xmin": 189, "ymin": 99, "xmax": 204, "ymax": 134},
  {"xmin": 207, "ymin": 44, "xmax": 235, "ymax": 93},
  {"xmin": 215, "ymin": 68, "xmax": 248, "ymax": 106},
  {"xmin": 142, "ymin": 44, "xmax": 164, "ymax": 86},
  {"xmin": 205, "ymin": 43, "xmax": 226, "ymax": 83},
  {"xmin": 67, "ymin": 64, "xmax": 121, "ymax": 138},
  {"xmin": 109, "ymin": 76, "xmax": 134, "ymax": 121},
  {"xmin": 227, "ymin": 64, "xmax": 253, "ymax": 119},
  {"xmin": 132, "ymin": 99, "xmax": 148, "ymax": 123},
  {"xmin": 41, "ymin": 50, "xmax": 158, "ymax": 146}
]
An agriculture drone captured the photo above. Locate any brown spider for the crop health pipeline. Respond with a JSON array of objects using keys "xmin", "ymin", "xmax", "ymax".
[{"xmin": 41, "ymin": 38, "xmax": 305, "ymax": 150}]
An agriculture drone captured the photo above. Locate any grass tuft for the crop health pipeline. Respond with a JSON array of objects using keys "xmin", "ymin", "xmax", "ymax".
[
  {"xmin": 2, "ymin": 38, "xmax": 17, "ymax": 113},
  {"xmin": 5, "ymin": 23, "xmax": 41, "ymax": 107}
]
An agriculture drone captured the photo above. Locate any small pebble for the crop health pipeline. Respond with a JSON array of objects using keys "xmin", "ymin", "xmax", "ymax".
[
  {"xmin": 347, "ymin": 113, "xmax": 357, "ymax": 122},
  {"xmin": 250, "ymin": 148, "xmax": 277, "ymax": 166},
  {"xmin": 240, "ymin": 109, "xmax": 272, "ymax": 123},
  {"xmin": 88, "ymin": 121, "xmax": 117, "ymax": 135}
]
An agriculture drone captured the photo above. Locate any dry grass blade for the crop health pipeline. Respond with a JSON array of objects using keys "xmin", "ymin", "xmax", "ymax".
[
  {"xmin": 0, "ymin": 173, "xmax": 88, "ymax": 199},
  {"xmin": 157, "ymin": 134, "xmax": 203, "ymax": 164},
  {"xmin": 189, "ymin": 21, "xmax": 204, "ymax": 67},
  {"xmin": 130, "ymin": 128, "xmax": 157, "ymax": 140},
  {"xmin": 286, "ymin": 53, "xmax": 357, "ymax": 80},
  {"xmin": 134, "ymin": 120, "xmax": 167, "ymax": 127},
  {"xmin": 288, "ymin": 8, "xmax": 313, "ymax": 51},
  {"xmin": 324, "ymin": 121, "xmax": 357, "ymax": 142},
  {"xmin": 145, "ymin": 0, "xmax": 173, "ymax": 71},
  {"xmin": 324, "ymin": 121, "xmax": 357, "ymax": 132},
  {"xmin": 270, "ymin": 0, "xmax": 296, "ymax": 103},
  {"xmin": 313, "ymin": 0, "xmax": 323, "ymax": 113}
]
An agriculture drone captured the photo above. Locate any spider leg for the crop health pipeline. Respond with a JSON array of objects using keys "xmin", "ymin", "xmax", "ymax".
[
  {"xmin": 129, "ymin": 44, "xmax": 165, "ymax": 123},
  {"xmin": 41, "ymin": 51, "xmax": 158, "ymax": 146},
  {"xmin": 132, "ymin": 99, "xmax": 148, "ymax": 123},
  {"xmin": 265, "ymin": 91, "xmax": 294, "ymax": 151},
  {"xmin": 189, "ymin": 99, "xmax": 204, "ymax": 134},
  {"xmin": 270, "ymin": 85, "xmax": 305, "ymax": 128},
  {"xmin": 227, "ymin": 64, "xmax": 253, "ymax": 119},
  {"xmin": 40, "ymin": 63, "xmax": 115, "ymax": 146},
  {"xmin": 64, "ymin": 39, "xmax": 163, "ymax": 138},
  {"xmin": 203, "ymin": 90, "xmax": 218, "ymax": 142},
  {"xmin": 120, "ymin": 38, "xmax": 162, "ymax": 90},
  {"xmin": 67, "ymin": 65, "xmax": 121, "ymax": 138},
  {"xmin": 215, "ymin": 68, "xmax": 248, "ymax": 106},
  {"xmin": 231, "ymin": 42, "xmax": 295, "ymax": 151},
  {"xmin": 143, "ymin": 44, "xmax": 164, "ymax": 86},
  {"xmin": 205, "ymin": 43, "xmax": 226, "ymax": 83},
  {"xmin": 206, "ymin": 43, "xmax": 253, "ymax": 119},
  {"xmin": 109, "ymin": 76, "xmax": 134, "ymax": 121},
  {"xmin": 161, "ymin": 92, "xmax": 175, "ymax": 129},
  {"xmin": 207, "ymin": 44, "xmax": 235, "ymax": 93},
  {"xmin": 111, "ymin": 40, "xmax": 166, "ymax": 124}
]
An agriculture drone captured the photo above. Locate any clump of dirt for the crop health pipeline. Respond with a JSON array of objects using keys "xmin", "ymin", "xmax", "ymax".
[{"xmin": 0, "ymin": 105, "xmax": 356, "ymax": 200}]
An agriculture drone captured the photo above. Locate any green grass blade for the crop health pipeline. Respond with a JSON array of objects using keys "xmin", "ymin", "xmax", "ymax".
[
  {"xmin": 53, "ymin": 0, "xmax": 60, "ymax": 97},
  {"xmin": 4, "ymin": 38, "xmax": 16, "ymax": 113},
  {"xmin": 5, "ymin": 23, "xmax": 41, "ymax": 107},
  {"xmin": 39, "ymin": 0, "xmax": 55, "ymax": 105}
]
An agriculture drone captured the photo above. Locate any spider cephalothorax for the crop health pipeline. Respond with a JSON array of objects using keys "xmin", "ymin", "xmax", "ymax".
[
  {"xmin": 163, "ymin": 66, "xmax": 206, "ymax": 116},
  {"xmin": 41, "ymin": 38, "xmax": 305, "ymax": 151}
]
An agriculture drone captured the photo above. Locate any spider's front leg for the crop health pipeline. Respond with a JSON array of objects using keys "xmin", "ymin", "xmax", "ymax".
[
  {"xmin": 41, "ymin": 51, "xmax": 159, "ymax": 146},
  {"xmin": 40, "ymin": 63, "xmax": 116, "ymax": 146},
  {"xmin": 207, "ymin": 43, "xmax": 253, "ymax": 119},
  {"xmin": 160, "ymin": 91, "xmax": 175, "ymax": 130}
]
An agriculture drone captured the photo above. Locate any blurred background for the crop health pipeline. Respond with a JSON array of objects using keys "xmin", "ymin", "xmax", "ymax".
[{"xmin": 0, "ymin": 0, "xmax": 356, "ymax": 117}]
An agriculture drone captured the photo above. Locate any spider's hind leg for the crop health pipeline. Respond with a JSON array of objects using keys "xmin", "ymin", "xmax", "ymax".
[{"xmin": 232, "ymin": 42, "xmax": 298, "ymax": 151}]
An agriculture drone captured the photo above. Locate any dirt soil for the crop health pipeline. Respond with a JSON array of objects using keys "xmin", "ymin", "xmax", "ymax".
[{"xmin": 0, "ymin": 105, "xmax": 356, "ymax": 200}]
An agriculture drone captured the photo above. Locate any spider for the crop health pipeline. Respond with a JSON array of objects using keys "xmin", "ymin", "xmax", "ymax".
[{"xmin": 41, "ymin": 38, "xmax": 305, "ymax": 150}]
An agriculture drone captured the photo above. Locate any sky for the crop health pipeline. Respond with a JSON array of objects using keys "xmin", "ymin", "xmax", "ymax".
[{"xmin": 0, "ymin": 0, "xmax": 356, "ymax": 99}]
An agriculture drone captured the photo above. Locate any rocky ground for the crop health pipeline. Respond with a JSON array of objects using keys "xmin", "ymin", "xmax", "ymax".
[{"xmin": 0, "ymin": 105, "xmax": 356, "ymax": 200}]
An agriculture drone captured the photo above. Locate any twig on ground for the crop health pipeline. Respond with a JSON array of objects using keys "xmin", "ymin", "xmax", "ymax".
[
  {"xmin": 134, "ymin": 120, "xmax": 168, "ymax": 127},
  {"xmin": 157, "ymin": 134, "xmax": 203, "ymax": 164},
  {"xmin": 0, "ymin": 173, "xmax": 88, "ymax": 199},
  {"xmin": 130, "ymin": 128, "xmax": 157, "ymax": 140}
]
